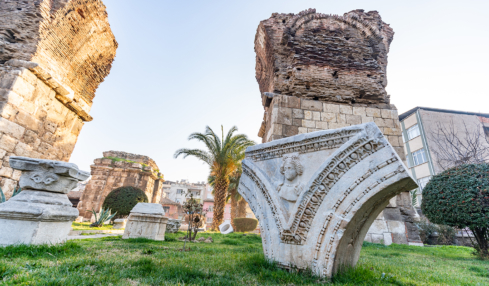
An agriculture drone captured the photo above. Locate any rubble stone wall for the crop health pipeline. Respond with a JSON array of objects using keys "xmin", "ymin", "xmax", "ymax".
[
  {"xmin": 78, "ymin": 152, "xmax": 164, "ymax": 218},
  {"xmin": 0, "ymin": 0, "xmax": 117, "ymax": 199}
]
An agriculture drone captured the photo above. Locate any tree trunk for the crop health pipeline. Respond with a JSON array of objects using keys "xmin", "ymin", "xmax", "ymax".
[
  {"xmin": 230, "ymin": 191, "xmax": 237, "ymax": 230},
  {"xmin": 472, "ymin": 227, "xmax": 489, "ymax": 258},
  {"xmin": 212, "ymin": 175, "xmax": 229, "ymax": 231},
  {"xmin": 237, "ymin": 198, "xmax": 247, "ymax": 218}
]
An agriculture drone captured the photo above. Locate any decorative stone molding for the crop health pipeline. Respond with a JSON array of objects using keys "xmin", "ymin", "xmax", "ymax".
[
  {"xmin": 238, "ymin": 123, "xmax": 417, "ymax": 277},
  {"xmin": 0, "ymin": 156, "xmax": 89, "ymax": 246}
]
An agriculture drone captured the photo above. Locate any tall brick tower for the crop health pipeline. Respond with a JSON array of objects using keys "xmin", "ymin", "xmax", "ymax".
[
  {"xmin": 0, "ymin": 0, "xmax": 117, "ymax": 198},
  {"xmin": 254, "ymin": 9, "xmax": 421, "ymax": 245}
]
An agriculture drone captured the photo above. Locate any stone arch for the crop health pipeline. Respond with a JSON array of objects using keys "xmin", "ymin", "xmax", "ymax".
[{"xmin": 238, "ymin": 122, "xmax": 417, "ymax": 278}]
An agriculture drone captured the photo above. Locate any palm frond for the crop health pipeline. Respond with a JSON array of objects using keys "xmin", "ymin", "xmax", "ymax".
[{"xmin": 174, "ymin": 148, "xmax": 213, "ymax": 166}]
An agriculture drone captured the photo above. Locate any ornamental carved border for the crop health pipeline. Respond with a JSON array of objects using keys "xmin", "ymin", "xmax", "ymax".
[
  {"xmin": 283, "ymin": 137, "xmax": 386, "ymax": 244},
  {"xmin": 311, "ymin": 160, "xmax": 406, "ymax": 275},
  {"xmin": 242, "ymin": 165, "xmax": 284, "ymax": 234},
  {"xmin": 247, "ymin": 128, "xmax": 361, "ymax": 162}
]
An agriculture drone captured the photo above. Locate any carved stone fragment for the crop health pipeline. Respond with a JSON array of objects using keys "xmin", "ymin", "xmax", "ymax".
[
  {"xmin": 166, "ymin": 218, "xmax": 182, "ymax": 233},
  {"xmin": 0, "ymin": 157, "xmax": 89, "ymax": 246},
  {"xmin": 238, "ymin": 123, "xmax": 417, "ymax": 277}
]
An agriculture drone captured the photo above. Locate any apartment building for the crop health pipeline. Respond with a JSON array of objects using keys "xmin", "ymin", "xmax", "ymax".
[
  {"xmin": 161, "ymin": 179, "xmax": 206, "ymax": 204},
  {"xmin": 399, "ymin": 107, "xmax": 489, "ymax": 208}
]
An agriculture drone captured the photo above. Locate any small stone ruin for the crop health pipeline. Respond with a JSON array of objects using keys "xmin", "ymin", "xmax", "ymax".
[
  {"xmin": 238, "ymin": 122, "xmax": 417, "ymax": 278},
  {"xmin": 122, "ymin": 203, "xmax": 169, "ymax": 241},
  {"xmin": 78, "ymin": 151, "xmax": 164, "ymax": 219},
  {"xmin": 0, "ymin": 156, "xmax": 89, "ymax": 246}
]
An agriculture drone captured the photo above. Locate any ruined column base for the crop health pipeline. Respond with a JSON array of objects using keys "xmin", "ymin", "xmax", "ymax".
[
  {"xmin": 122, "ymin": 203, "xmax": 168, "ymax": 241},
  {"xmin": 0, "ymin": 190, "xmax": 78, "ymax": 246}
]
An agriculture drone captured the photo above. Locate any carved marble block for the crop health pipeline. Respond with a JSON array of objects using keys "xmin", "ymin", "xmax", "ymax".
[
  {"xmin": 166, "ymin": 218, "xmax": 182, "ymax": 233},
  {"xmin": 238, "ymin": 122, "xmax": 417, "ymax": 278},
  {"xmin": 122, "ymin": 203, "xmax": 168, "ymax": 241},
  {"xmin": 0, "ymin": 157, "xmax": 90, "ymax": 246}
]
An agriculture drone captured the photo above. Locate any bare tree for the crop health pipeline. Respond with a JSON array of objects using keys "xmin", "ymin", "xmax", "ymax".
[{"xmin": 429, "ymin": 119, "xmax": 489, "ymax": 170}]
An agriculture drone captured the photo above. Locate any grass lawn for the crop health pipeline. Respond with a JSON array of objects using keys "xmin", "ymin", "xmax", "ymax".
[
  {"xmin": 0, "ymin": 232, "xmax": 488, "ymax": 285},
  {"xmin": 71, "ymin": 222, "xmax": 114, "ymax": 231}
]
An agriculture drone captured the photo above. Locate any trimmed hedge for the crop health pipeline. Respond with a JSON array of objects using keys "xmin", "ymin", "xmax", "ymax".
[
  {"xmin": 421, "ymin": 163, "xmax": 489, "ymax": 229},
  {"xmin": 102, "ymin": 186, "xmax": 148, "ymax": 219},
  {"xmin": 233, "ymin": 218, "xmax": 258, "ymax": 232}
]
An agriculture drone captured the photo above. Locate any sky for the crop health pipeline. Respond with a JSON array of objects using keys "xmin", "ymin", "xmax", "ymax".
[{"xmin": 69, "ymin": 0, "xmax": 489, "ymax": 183}]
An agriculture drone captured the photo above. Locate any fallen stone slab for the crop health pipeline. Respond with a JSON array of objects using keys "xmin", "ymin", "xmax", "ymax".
[{"xmin": 238, "ymin": 122, "xmax": 417, "ymax": 278}]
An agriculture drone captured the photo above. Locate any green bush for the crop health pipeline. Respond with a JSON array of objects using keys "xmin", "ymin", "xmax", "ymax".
[
  {"xmin": 416, "ymin": 218, "xmax": 456, "ymax": 245},
  {"xmin": 421, "ymin": 163, "xmax": 489, "ymax": 257},
  {"xmin": 233, "ymin": 218, "xmax": 258, "ymax": 232},
  {"xmin": 102, "ymin": 186, "xmax": 148, "ymax": 219}
]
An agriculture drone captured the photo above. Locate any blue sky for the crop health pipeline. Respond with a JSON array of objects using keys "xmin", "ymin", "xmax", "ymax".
[{"xmin": 70, "ymin": 0, "xmax": 489, "ymax": 183}]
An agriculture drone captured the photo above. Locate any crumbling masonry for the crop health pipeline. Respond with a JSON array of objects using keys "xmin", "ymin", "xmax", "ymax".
[
  {"xmin": 78, "ymin": 151, "xmax": 164, "ymax": 219},
  {"xmin": 0, "ymin": 0, "xmax": 117, "ymax": 199},
  {"xmin": 254, "ymin": 9, "xmax": 421, "ymax": 245}
]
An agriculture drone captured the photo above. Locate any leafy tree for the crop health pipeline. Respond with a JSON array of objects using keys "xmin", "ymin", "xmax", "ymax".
[
  {"xmin": 421, "ymin": 163, "xmax": 489, "ymax": 257},
  {"xmin": 175, "ymin": 126, "xmax": 254, "ymax": 230}
]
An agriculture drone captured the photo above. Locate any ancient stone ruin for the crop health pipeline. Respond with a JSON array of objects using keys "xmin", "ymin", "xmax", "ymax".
[
  {"xmin": 122, "ymin": 203, "xmax": 169, "ymax": 241},
  {"xmin": 0, "ymin": 156, "xmax": 89, "ymax": 245},
  {"xmin": 78, "ymin": 151, "xmax": 164, "ymax": 218},
  {"xmin": 0, "ymin": 0, "xmax": 117, "ymax": 198},
  {"xmin": 254, "ymin": 9, "xmax": 421, "ymax": 245},
  {"xmin": 238, "ymin": 123, "xmax": 417, "ymax": 277}
]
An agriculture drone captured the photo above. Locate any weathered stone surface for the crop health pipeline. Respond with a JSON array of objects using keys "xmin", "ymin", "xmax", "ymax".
[
  {"xmin": 0, "ymin": 0, "xmax": 117, "ymax": 194},
  {"xmin": 78, "ymin": 151, "xmax": 164, "ymax": 218},
  {"xmin": 10, "ymin": 156, "xmax": 90, "ymax": 194},
  {"xmin": 219, "ymin": 222, "xmax": 234, "ymax": 234},
  {"xmin": 122, "ymin": 203, "xmax": 168, "ymax": 241},
  {"xmin": 113, "ymin": 218, "xmax": 127, "ymax": 229},
  {"xmin": 166, "ymin": 218, "xmax": 182, "ymax": 233},
  {"xmin": 238, "ymin": 123, "xmax": 417, "ymax": 277},
  {"xmin": 255, "ymin": 9, "xmax": 393, "ymax": 105},
  {"xmin": 131, "ymin": 203, "xmax": 164, "ymax": 215},
  {"xmin": 0, "ymin": 157, "xmax": 87, "ymax": 246}
]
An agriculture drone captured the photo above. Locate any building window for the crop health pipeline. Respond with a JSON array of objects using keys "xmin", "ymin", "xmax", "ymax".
[
  {"xmin": 208, "ymin": 206, "xmax": 213, "ymax": 212},
  {"xmin": 163, "ymin": 206, "xmax": 170, "ymax": 213},
  {"xmin": 412, "ymin": 149, "xmax": 427, "ymax": 166},
  {"xmin": 407, "ymin": 124, "xmax": 420, "ymax": 140},
  {"xmin": 207, "ymin": 217, "xmax": 213, "ymax": 223},
  {"xmin": 418, "ymin": 177, "xmax": 431, "ymax": 192},
  {"xmin": 176, "ymin": 189, "xmax": 183, "ymax": 194}
]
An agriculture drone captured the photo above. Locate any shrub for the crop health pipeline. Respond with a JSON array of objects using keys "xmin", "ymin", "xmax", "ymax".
[
  {"xmin": 421, "ymin": 163, "xmax": 489, "ymax": 257},
  {"xmin": 102, "ymin": 186, "xmax": 148, "ymax": 219},
  {"xmin": 233, "ymin": 218, "xmax": 258, "ymax": 232},
  {"xmin": 416, "ymin": 218, "xmax": 456, "ymax": 245}
]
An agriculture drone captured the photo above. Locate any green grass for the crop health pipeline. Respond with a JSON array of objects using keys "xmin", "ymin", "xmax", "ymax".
[
  {"xmin": 0, "ymin": 233, "xmax": 487, "ymax": 285},
  {"xmin": 71, "ymin": 222, "xmax": 114, "ymax": 231}
]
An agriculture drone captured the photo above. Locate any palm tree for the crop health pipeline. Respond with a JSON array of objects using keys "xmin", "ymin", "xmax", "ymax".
[
  {"xmin": 209, "ymin": 167, "xmax": 248, "ymax": 231},
  {"xmin": 174, "ymin": 126, "xmax": 254, "ymax": 230}
]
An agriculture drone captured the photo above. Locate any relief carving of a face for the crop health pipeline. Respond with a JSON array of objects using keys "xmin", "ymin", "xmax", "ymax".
[{"xmin": 277, "ymin": 153, "xmax": 305, "ymax": 214}]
